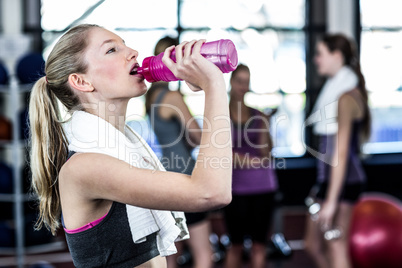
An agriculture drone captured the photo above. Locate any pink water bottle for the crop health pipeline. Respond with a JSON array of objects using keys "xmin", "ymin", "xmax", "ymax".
[{"xmin": 137, "ymin": 39, "xmax": 238, "ymax": 82}]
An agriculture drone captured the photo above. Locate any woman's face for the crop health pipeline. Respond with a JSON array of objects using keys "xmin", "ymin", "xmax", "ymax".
[
  {"xmin": 230, "ymin": 69, "xmax": 250, "ymax": 99},
  {"xmin": 314, "ymin": 41, "xmax": 343, "ymax": 77},
  {"xmin": 83, "ymin": 27, "xmax": 147, "ymax": 100}
]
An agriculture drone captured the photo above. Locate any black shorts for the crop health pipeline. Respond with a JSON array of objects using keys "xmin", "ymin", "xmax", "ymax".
[
  {"xmin": 223, "ymin": 192, "xmax": 276, "ymax": 244},
  {"xmin": 185, "ymin": 212, "xmax": 208, "ymax": 226},
  {"xmin": 315, "ymin": 182, "xmax": 366, "ymax": 203}
]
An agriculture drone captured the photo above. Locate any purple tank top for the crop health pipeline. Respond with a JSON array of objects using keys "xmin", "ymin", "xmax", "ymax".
[
  {"xmin": 317, "ymin": 121, "xmax": 366, "ymax": 184},
  {"xmin": 231, "ymin": 108, "xmax": 278, "ymax": 195}
]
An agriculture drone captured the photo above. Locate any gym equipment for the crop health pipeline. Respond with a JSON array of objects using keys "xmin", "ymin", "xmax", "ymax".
[
  {"xmin": 0, "ymin": 61, "xmax": 9, "ymax": 85},
  {"xmin": 28, "ymin": 261, "xmax": 55, "ymax": 268},
  {"xmin": 0, "ymin": 221, "xmax": 14, "ymax": 247},
  {"xmin": 349, "ymin": 193, "xmax": 402, "ymax": 268},
  {"xmin": 24, "ymin": 211, "xmax": 53, "ymax": 246},
  {"xmin": 268, "ymin": 232, "xmax": 293, "ymax": 260},
  {"xmin": 16, "ymin": 53, "xmax": 45, "ymax": 84},
  {"xmin": 0, "ymin": 116, "xmax": 12, "ymax": 140},
  {"xmin": 19, "ymin": 107, "xmax": 29, "ymax": 140},
  {"xmin": 0, "ymin": 161, "xmax": 13, "ymax": 194}
]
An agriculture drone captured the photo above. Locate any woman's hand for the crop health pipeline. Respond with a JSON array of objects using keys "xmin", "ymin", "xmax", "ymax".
[
  {"xmin": 162, "ymin": 40, "xmax": 225, "ymax": 92},
  {"xmin": 318, "ymin": 201, "xmax": 337, "ymax": 231}
]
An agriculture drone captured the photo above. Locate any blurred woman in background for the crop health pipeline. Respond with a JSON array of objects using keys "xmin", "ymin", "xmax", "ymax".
[
  {"xmin": 304, "ymin": 34, "xmax": 371, "ymax": 268},
  {"xmin": 224, "ymin": 64, "xmax": 278, "ymax": 268}
]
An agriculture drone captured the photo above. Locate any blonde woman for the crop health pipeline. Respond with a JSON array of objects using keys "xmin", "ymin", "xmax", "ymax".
[{"xmin": 29, "ymin": 24, "xmax": 232, "ymax": 268}]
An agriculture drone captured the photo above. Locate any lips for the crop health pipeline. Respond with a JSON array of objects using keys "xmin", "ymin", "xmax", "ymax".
[{"xmin": 130, "ymin": 63, "xmax": 139, "ymax": 75}]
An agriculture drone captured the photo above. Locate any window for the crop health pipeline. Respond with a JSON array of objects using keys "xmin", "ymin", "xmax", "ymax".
[
  {"xmin": 360, "ymin": 0, "xmax": 402, "ymax": 154},
  {"xmin": 41, "ymin": 0, "xmax": 307, "ymax": 157}
]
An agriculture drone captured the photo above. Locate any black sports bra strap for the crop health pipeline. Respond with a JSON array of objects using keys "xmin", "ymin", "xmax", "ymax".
[{"xmin": 67, "ymin": 151, "xmax": 76, "ymax": 160}]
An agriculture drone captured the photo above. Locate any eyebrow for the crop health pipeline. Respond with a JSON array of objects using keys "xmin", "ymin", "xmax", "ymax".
[{"xmin": 100, "ymin": 38, "xmax": 125, "ymax": 47}]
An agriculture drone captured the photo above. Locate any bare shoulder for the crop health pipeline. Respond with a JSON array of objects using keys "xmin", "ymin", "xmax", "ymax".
[
  {"xmin": 339, "ymin": 89, "xmax": 365, "ymax": 119},
  {"xmin": 162, "ymin": 90, "xmax": 191, "ymax": 117},
  {"xmin": 339, "ymin": 91, "xmax": 356, "ymax": 105},
  {"xmin": 155, "ymin": 90, "xmax": 184, "ymax": 119},
  {"xmin": 59, "ymin": 152, "xmax": 127, "ymax": 188},
  {"xmin": 149, "ymin": 87, "xmax": 164, "ymax": 103},
  {"xmin": 57, "ymin": 151, "xmax": 207, "ymax": 211},
  {"xmin": 164, "ymin": 90, "xmax": 184, "ymax": 103}
]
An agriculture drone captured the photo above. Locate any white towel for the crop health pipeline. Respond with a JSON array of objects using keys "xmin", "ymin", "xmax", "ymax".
[
  {"xmin": 311, "ymin": 66, "xmax": 358, "ymax": 135},
  {"xmin": 63, "ymin": 110, "xmax": 189, "ymax": 256}
]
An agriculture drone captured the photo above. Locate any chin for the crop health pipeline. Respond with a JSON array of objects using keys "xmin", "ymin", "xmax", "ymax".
[
  {"xmin": 140, "ymin": 84, "xmax": 148, "ymax": 94},
  {"xmin": 134, "ymin": 84, "xmax": 148, "ymax": 97},
  {"xmin": 317, "ymin": 69, "xmax": 327, "ymax": 76},
  {"xmin": 132, "ymin": 80, "xmax": 147, "ymax": 94}
]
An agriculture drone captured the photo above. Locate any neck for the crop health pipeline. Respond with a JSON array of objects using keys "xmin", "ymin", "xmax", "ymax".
[
  {"xmin": 229, "ymin": 97, "xmax": 247, "ymax": 114},
  {"xmin": 329, "ymin": 64, "xmax": 345, "ymax": 78},
  {"xmin": 85, "ymin": 100, "xmax": 129, "ymax": 133}
]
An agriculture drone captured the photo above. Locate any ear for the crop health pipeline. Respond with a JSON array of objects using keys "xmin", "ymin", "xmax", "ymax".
[{"xmin": 68, "ymin": 73, "xmax": 94, "ymax": 92}]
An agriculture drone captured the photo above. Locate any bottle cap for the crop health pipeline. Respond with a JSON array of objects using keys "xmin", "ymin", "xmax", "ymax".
[
  {"xmin": 220, "ymin": 40, "xmax": 238, "ymax": 73},
  {"xmin": 137, "ymin": 57, "xmax": 156, "ymax": 83}
]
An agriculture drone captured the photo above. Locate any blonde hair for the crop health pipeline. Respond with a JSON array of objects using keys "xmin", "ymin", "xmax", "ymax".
[{"xmin": 29, "ymin": 24, "xmax": 101, "ymax": 235}]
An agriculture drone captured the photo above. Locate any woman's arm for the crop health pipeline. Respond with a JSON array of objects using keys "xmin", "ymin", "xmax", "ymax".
[
  {"xmin": 61, "ymin": 153, "xmax": 228, "ymax": 212},
  {"xmin": 319, "ymin": 93, "xmax": 356, "ymax": 228},
  {"xmin": 61, "ymin": 40, "xmax": 232, "ymax": 212},
  {"xmin": 257, "ymin": 113, "xmax": 273, "ymax": 158}
]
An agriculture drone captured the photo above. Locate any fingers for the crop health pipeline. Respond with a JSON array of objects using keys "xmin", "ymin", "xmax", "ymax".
[
  {"xmin": 161, "ymin": 39, "xmax": 223, "ymax": 91},
  {"xmin": 174, "ymin": 41, "xmax": 187, "ymax": 63},
  {"xmin": 318, "ymin": 212, "xmax": 332, "ymax": 232},
  {"xmin": 192, "ymin": 39, "xmax": 206, "ymax": 55},
  {"xmin": 162, "ymin": 45, "xmax": 177, "ymax": 71},
  {"xmin": 320, "ymin": 220, "xmax": 330, "ymax": 232},
  {"xmin": 183, "ymin": 40, "xmax": 197, "ymax": 59},
  {"xmin": 173, "ymin": 39, "xmax": 205, "ymax": 62}
]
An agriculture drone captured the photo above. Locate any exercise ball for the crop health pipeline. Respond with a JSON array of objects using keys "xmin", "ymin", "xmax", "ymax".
[
  {"xmin": 349, "ymin": 194, "xmax": 402, "ymax": 268},
  {"xmin": 0, "ymin": 162, "xmax": 13, "ymax": 194},
  {"xmin": 0, "ymin": 61, "xmax": 9, "ymax": 85},
  {"xmin": 16, "ymin": 53, "xmax": 45, "ymax": 84}
]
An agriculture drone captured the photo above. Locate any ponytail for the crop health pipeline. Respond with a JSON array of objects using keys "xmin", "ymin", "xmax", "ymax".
[
  {"xmin": 29, "ymin": 24, "xmax": 100, "ymax": 234},
  {"xmin": 349, "ymin": 56, "xmax": 371, "ymax": 143},
  {"xmin": 29, "ymin": 77, "xmax": 69, "ymax": 235}
]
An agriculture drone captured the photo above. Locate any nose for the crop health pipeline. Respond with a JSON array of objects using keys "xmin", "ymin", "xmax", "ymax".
[{"xmin": 127, "ymin": 48, "xmax": 138, "ymax": 60}]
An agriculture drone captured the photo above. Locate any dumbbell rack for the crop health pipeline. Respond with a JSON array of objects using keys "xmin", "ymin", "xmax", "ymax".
[
  {"xmin": 0, "ymin": 77, "xmax": 26, "ymax": 268},
  {"xmin": 0, "ymin": 78, "xmax": 65, "ymax": 267}
]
